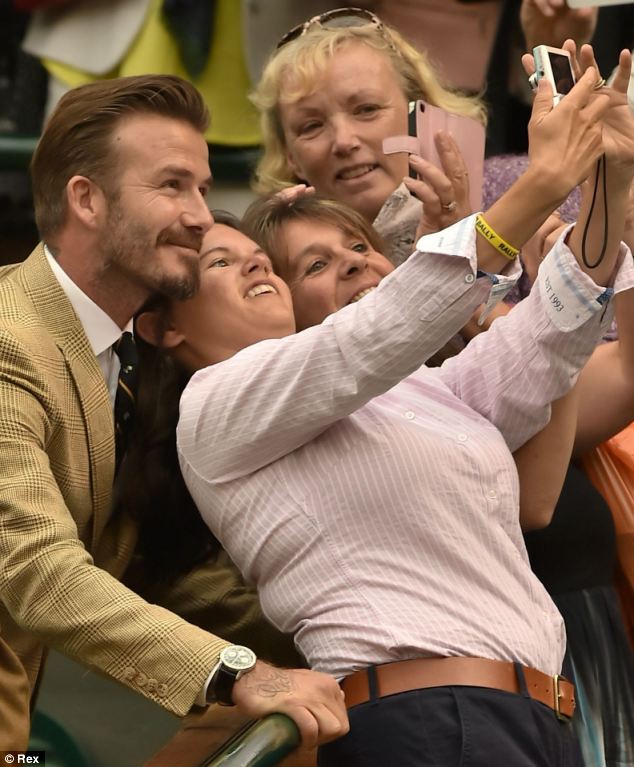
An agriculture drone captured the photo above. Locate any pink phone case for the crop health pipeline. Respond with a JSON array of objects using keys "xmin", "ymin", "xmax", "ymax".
[{"xmin": 383, "ymin": 100, "xmax": 485, "ymax": 212}]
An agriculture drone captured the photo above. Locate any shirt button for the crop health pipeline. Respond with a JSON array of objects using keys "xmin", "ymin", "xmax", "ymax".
[
  {"xmin": 123, "ymin": 667, "xmax": 136, "ymax": 680},
  {"xmin": 487, "ymin": 489, "xmax": 497, "ymax": 499},
  {"xmin": 457, "ymin": 433, "xmax": 468, "ymax": 442},
  {"xmin": 405, "ymin": 411, "xmax": 415, "ymax": 420},
  {"xmin": 136, "ymin": 672, "xmax": 148, "ymax": 687},
  {"xmin": 465, "ymin": 273, "xmax": 475, "ymax": 284},
  {"xmin": 157, "ymin": 684, "xmax": 168, "ymax": 697}
]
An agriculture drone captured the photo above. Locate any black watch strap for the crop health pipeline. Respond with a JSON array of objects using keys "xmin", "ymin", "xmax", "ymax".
[{"xmin": 212, "ymin": 665, "xmax": 239, "ymax": 706}]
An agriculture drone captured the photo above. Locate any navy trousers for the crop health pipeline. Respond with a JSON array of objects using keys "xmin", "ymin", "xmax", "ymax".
[{"xmin": 318, "ymin": 669, "xmax": 583, "ymax": 767}]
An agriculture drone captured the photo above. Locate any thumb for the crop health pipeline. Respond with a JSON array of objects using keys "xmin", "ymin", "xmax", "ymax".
[{"xmin": 531, "ymin": 78, "xmax": 554, "ymax": 120}]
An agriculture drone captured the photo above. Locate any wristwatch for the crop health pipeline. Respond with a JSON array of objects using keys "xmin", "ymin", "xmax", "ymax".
[{"xmin": 208, "ymin": 645, "xmax": 257, "ymax": 706}]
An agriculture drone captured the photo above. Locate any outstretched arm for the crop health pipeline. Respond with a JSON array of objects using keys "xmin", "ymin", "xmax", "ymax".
[
  {"xmin": 555, "ymin": 46, "xmax": 634, "ymax": 456},
  {"xmin": 514, "ymin": 386, "xmax": 580, "ymax": 530},
  {"xmin": 574, "ymin": 277, "xmax": 634, "ymax": 457}
]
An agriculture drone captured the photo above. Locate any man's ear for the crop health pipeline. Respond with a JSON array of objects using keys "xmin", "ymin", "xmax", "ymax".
[
  {"xmin": 135, "ymin": 311, "xmax": 185, "ymax": 350},
  {"xmin": 66, "ymin": 175, "xmax": 107, "ymax": 229}
]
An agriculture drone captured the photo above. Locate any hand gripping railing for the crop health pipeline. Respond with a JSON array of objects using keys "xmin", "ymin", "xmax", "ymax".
[{"xmin": 200, "ymin": 713, "xmax": 301, "ymax": 767}]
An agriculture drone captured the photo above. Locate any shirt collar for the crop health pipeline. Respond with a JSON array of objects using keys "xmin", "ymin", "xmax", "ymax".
[{"xmin": 44, "ymin": 244, "xmax": 132, "ymax": 355}]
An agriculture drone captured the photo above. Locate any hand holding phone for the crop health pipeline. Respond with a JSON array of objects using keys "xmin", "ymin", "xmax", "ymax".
[
  {"xmin": 383, "ymin": 100, "xmax": 485, "ymax": 211},
  {"xmin": 529, "ymin": 45, "xmax": 576, "ymax": 106}
]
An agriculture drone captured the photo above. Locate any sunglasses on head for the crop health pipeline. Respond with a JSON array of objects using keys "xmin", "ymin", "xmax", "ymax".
[{"xmin": 276, "ymin": 7, "xmax": 394, "ymax": 51}]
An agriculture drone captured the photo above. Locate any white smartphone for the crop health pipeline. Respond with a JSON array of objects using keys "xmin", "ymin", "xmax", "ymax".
[
  {"xmin": 531, "ymin": 45, "xmax": 576, "ymax": 106},
  {"xmin": 567, "ymin": 0, "xmax": 632, "ymax": 7}
]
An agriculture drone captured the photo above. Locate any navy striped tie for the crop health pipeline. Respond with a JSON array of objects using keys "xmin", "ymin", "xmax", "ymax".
[{"xmin": 113, "ymin": 331, "xmax": 138, "ymax": 472}]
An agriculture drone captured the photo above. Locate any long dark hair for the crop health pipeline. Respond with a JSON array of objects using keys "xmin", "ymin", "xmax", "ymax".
[{"xmin": 116, "ymin": 210, "xmax": 243, "ymax": 589}]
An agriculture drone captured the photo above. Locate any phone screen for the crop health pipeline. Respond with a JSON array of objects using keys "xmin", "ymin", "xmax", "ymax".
[{"xmin": 549, "ymin": 52, "xmax": 575, "ymax": 95}]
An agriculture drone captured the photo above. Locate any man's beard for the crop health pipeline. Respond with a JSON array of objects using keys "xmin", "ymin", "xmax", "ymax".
[{"xmin": 102, "ymin": 201, "xmax": 202, "ymax": 300}]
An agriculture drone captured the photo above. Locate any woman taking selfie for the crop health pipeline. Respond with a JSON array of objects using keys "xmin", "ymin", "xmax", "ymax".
[{"xmin": 129, "ymin": 60, "xmax": 634, "ymax": 763}]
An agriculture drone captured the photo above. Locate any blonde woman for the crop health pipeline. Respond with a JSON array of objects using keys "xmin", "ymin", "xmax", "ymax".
[{"xmin": 251, "ymin": 7, "xmax": 485, "ymax": 266}]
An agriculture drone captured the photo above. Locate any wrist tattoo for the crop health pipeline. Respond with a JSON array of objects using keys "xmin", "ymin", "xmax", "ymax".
[{"xmin": 245, "ymin": 667, "xmax": 293, "ymax": 698}]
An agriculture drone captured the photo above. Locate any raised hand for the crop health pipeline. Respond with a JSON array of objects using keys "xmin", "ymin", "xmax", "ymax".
[
  {"xmin": 573, "ymin": 44, "xmax": 634, "ymax": 177},
  {"xmin": 520, "ymin": 0, "xmax": 598, "ymax": 50},
  {"xmin": 403, "ymin": 131, "xmax": 472, "ymax": 239},
  {"xmin": 232, "ymin": 661, "xmax": 349, "ymax": 749},
  {"xmin": 521, "ymin": 57, "xmax": 610, "ymax": 199}
]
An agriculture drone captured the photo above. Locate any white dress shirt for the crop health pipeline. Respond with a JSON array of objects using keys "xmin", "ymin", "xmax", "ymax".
[
  {"xmin": 44, "ymin": 245, "xmax": 130, "ymax": 405},
  {"xmin": 178, "ymin": 217, "xmax": 634, "ymax": 680}
]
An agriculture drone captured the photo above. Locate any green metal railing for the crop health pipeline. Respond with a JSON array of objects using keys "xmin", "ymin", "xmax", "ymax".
[
  {"xmin": 0, "ymin": 133, "xmax": 261, "ymax": 182},
  {"xmin": 0, "ymin": 134, "xmax": 38, "ymax": 171},
  {"xmin": 201, "ymin": 714, "xmax": 300, "ymax": 767}
]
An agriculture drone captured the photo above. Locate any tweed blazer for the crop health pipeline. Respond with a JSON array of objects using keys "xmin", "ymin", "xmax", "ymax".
[{"xmin": 0, "ymin": 245, "xmax": 294, "ymax": 748}]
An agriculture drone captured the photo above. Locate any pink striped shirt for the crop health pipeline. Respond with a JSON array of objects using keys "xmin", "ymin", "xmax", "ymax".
[{"xmin": 178, "ymin": 217, "xmax": 633, "ymax": 678}]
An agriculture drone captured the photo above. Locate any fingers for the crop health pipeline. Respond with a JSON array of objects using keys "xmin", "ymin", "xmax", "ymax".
[
  {"xmin": 233, "ymin": 664, "xmax": 348, "ymax": 749},
  {"xmin": 566, "ymin": 66, "xmax": 607, "ymax": 112},
  {"xmin": 408, "ymin": 155, "xmax": 455, "ymax": 204},
  {"xmin": 286, "ymin": 702, "xmax": 348, "ymax": 750},
  {"xmin": 521, "ymin": 52, "xmax": 536, "ymax": 78},
  {"xmin": 529, "ymin": 0, "xmax": 563, "ymax": 16},
  {"xmin": 434, "ymin": 132, "xmax": 471, "ymax": 198},
  {"xmin": 275, "ymin": 184, "xmax": 315, "ymax": 203},
  {"xmin": 611, "ymin": 49, "xmax": 633, "ymax": 95},
  {"xmin": 288, "ymin": 706, "xmax": 320, "ymax": 750},
  {"xmin": 284, "ymin": 679, "xmax": 348, "ymax": 748},
  {"xmin": 578, "ymin": 42, "xmax": 599, "ymax": 76},
  {"xmin": 531, "ymin": 76, "xmax": 556, "ymax": 119},
  {"xmin": 407, "ymin": 152, "xmax": 469, "ymax": 206}
]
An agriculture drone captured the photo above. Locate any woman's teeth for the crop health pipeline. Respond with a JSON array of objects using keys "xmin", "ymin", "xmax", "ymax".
[
  {"xmin": 349, "ymin": 286, "xmax": 376, "ymax": 303},
  {"xmin": 247, "ymin": 284, "xmax": 277, "ymax": 298}
]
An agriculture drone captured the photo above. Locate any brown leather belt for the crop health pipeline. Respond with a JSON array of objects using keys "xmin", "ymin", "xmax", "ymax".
[{"xmin": 340, "ymin": 657, "xmax": 576, "ymax": 720}]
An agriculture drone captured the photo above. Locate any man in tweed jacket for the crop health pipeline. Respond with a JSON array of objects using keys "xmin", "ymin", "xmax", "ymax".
[{"xmin": 0, "ymin": 74, "xmax": 346, "ymax": 750}]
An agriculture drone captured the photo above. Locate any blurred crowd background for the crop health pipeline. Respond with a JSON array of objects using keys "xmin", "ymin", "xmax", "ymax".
[{"xmin": 0, "ymin": 0, "xmax": 632, "ymax": 267}]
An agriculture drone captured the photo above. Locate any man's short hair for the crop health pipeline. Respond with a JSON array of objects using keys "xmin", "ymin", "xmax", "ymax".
[{"xmin": 31, "ymin": 75, "xmax": 209, "ymax": 240}]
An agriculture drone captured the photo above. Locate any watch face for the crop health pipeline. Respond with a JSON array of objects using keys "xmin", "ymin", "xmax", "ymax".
[{"xmin": 220, "ymin": 645, "xmax": 257, "ymax": 672}]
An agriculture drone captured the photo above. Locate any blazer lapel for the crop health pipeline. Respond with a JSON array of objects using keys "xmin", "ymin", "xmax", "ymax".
[{"xmin": 18, "ymin": 246, "xmax": 115, "ymax": 550}]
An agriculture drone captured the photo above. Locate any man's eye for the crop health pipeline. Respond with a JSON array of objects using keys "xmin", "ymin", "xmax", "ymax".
[
  {"xmin": 163, "ymin": 179, "xmax": 180, "ymax": 190},
  {"xmin": 305, "ymin": 259, "xmax": 327, "ymax": 275}
]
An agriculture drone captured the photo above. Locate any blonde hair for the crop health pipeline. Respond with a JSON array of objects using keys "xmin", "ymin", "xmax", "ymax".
[
  {"xmin": 243, "ymin": 194, "xmax": 387, "ymax": 280},
  {"xmin": 251, "ymin": 23, "xmax": 487, "ymax": 196}
]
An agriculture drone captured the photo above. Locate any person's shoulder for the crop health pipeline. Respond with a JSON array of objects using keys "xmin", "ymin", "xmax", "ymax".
[
  {"xmin": 0, "ymin": 247, "xmax": 46, "ymax": 325},
  {"xmin": 0, "ymin": 247, "xmax": 68, "ymax": 365}
]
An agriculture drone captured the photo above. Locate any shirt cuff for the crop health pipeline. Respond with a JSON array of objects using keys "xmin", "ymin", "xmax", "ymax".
[
  {"xmin": 416, "ymin": 213, "xmax": 521, "ymax": 322},
  {"xmin": 538, "ymin": 227, "xmax": 634, "ymax": 332},
  {"xmin": 195, "ymin": 661, "xmax": 221, "ymax": 708},
  {"xmin": 417, "ymin": 213, "xmax": 521, "ymax": 283}
]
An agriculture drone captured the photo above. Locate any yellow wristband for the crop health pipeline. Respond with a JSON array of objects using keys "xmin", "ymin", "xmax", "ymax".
[{"xmin": 474, "ymin": 213, "xmax": 519, "ymax": 261}]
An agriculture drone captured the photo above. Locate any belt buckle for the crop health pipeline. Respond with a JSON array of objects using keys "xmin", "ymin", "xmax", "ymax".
[{"xmin": 552, "ymin": 674, "xmax": 572, "ymax": 722}]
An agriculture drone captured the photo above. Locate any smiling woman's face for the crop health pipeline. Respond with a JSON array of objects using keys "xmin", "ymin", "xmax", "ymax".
[
  {"xmin": 165, "ymin": 224, "xmax": 296, "ymax": 370},
  {"xmin": 279, "ymin": 41, "xmax": 410, "ymax": 223},
  {"xmin": 278, "ymin": 217, "xmax": 395, "ymax": 331}
]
